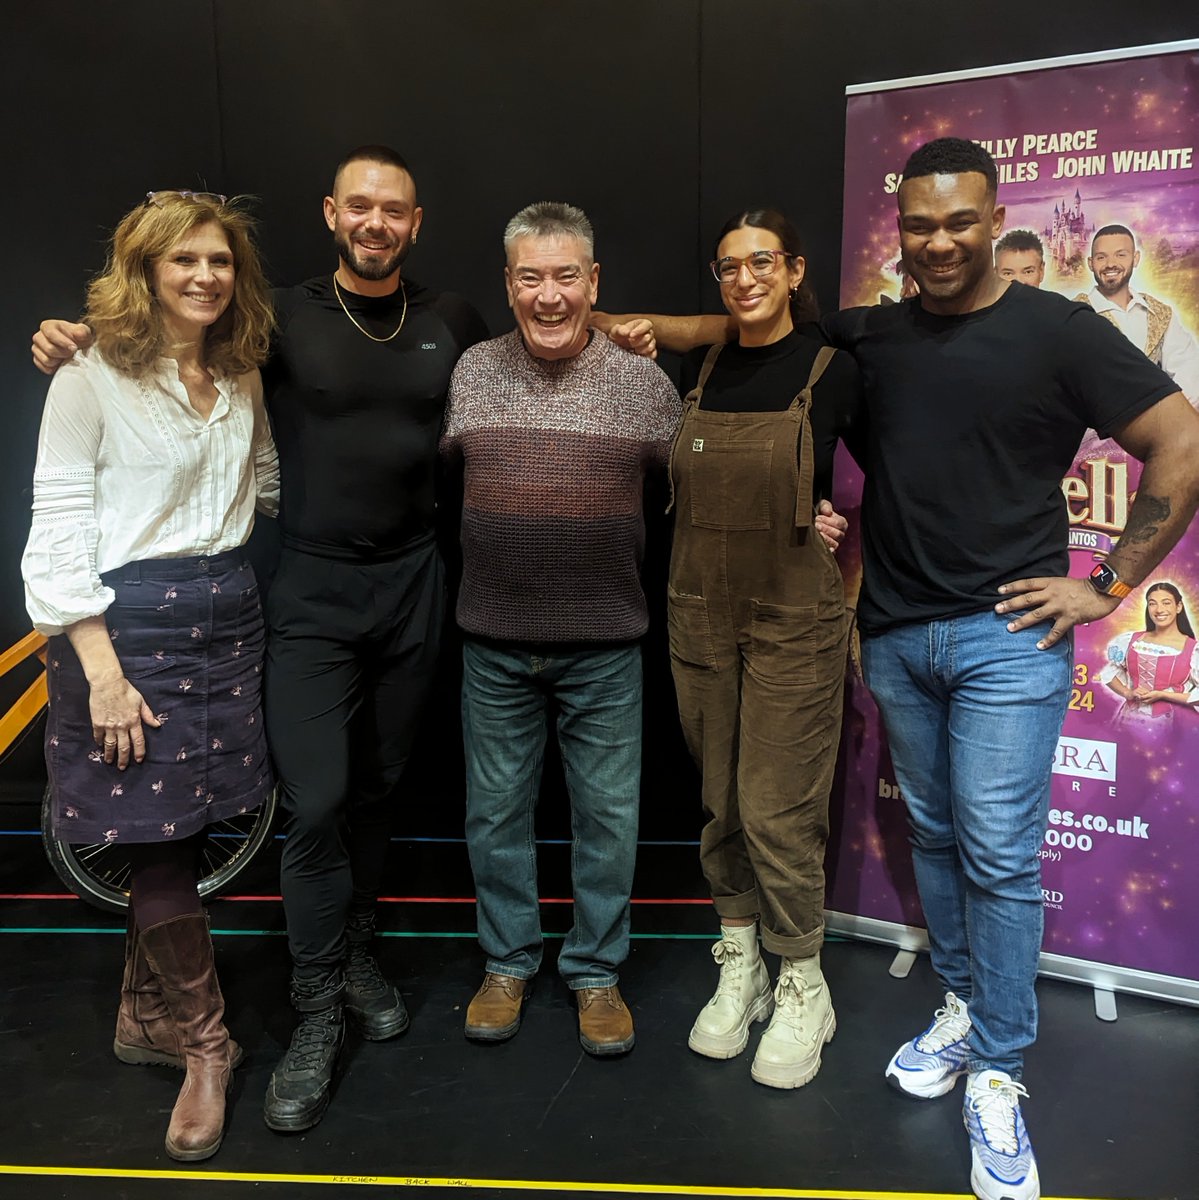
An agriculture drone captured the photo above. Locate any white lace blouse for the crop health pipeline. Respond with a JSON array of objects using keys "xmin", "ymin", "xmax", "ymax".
[{"xmin": 22, "ymin": 348, "xmax": 280, "ymax": 636}]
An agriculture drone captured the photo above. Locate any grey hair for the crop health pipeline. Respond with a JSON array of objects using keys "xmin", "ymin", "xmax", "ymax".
[{"xmin": 503, "ymin": 201, "xmax": 594, "ymax": 261}]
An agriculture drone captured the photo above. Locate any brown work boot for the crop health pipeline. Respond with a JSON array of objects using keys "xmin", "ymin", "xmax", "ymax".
[
  {"xmin": 114, "ymin": 915, "xmax": 183, "ymax": 1069},
  {"xmin": 464, "ymin": 972, "xmax": 529, "ymax": 1042},
  {"xmin": 576, "ymin": 984, "xmax": 635, "ymax": 1056},
  {"xmin": 140, "ymin": 913, "xmax": 241, "ymax": 1162}
]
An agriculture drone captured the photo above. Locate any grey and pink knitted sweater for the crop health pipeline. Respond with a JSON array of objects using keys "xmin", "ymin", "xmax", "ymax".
[{"xmin": 442, "ymin": 331, "xmax": 680, "ymax": 644}]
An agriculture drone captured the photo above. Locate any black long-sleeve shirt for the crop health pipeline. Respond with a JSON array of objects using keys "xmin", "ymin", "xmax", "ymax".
[{"xmin": 263, "ymin": 276, "xmax": 487, "ymax": 560}]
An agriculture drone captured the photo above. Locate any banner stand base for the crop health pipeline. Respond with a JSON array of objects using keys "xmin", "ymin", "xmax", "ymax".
[
  {"xmin": 826, "ymin": 910, "xmax": 1199, "ymax": 1008},
  {"xmin": 1093, "ymin": 987, "xmax": 1119, "ymax": 1023}
]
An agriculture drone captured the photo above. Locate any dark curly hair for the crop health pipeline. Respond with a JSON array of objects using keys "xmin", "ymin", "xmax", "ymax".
[{"xmin": 901, "ymin": 137, "xmax": 998, "ymax": 195}]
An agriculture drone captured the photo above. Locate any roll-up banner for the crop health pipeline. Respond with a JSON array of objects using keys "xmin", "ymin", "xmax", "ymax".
[{"xmin": 827, "ymin": 40, "xmax": 1199, "ymax": 1006}]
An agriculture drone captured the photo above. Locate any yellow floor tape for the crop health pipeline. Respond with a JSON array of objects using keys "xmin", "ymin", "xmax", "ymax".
[{"xmin": 0, "ymin": 1163, "xmax": 1120, "ymax": 1200}]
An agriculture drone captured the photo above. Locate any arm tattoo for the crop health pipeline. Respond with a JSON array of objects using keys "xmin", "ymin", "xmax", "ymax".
[{"xmin": 1120, "ymin": 492, "xmax": 1172, "ymax": 545}]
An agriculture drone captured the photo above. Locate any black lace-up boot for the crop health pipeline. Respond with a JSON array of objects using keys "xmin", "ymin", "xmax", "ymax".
[
  {"xmin": 344, "ymin": 909, "xmax": 409, "ymax": 1041},
  {"xmin": 263, "ymin": 975, "xmax": 345, "ymax": 1132}
]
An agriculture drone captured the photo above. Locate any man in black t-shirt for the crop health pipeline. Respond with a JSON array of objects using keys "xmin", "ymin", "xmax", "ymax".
[{"xmin": 825, "ymin": 139, "xmax": 1199, "ymax": 1200}]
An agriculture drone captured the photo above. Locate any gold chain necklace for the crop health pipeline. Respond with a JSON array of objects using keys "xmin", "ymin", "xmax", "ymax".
[{"xmin": 332, "ymin": 274, "xmax": 407, "ymax": 343}]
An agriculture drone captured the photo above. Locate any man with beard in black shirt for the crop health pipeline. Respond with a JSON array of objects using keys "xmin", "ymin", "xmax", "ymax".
[
  {"xmin": 256, "ymin": 147, "xmax": 487, "ymax": 1131},
  {"xmin": 32, "ymin": 146, "xmax": 489, "ymax": 1133}
]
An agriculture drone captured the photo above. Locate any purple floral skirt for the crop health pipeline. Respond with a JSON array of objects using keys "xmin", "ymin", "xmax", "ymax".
[{"xmin": 46, "ymin": 549, "xmax": 273, "ymax": 845}]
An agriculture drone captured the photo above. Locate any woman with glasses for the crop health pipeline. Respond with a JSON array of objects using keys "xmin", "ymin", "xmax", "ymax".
[
  {"xmin": 22, "ymin": 191, "xmax": 278, "ymax": 1160},
  {"xmin": 667, "ymin": 208, "xmax": 861, "ymax": 1089}
]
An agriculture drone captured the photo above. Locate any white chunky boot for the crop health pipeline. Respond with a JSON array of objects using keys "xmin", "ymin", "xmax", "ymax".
[
  {"xmin": 687, "ymin": 924, "xmax": 773, "ymax": 1059},
  {"xmin": 750, "ymin": 953, "xmax": 835, "ymax": 1089}
]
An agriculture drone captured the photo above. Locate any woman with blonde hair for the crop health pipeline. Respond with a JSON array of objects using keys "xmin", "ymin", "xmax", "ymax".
[{"xmin": 22, "ymin": 190, "xmax": 278, "ymax": 1161}]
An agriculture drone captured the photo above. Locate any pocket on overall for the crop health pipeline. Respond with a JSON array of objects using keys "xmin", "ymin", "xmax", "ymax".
[
  {"xmin": 689, "ymin": 441, "xmax": 773, "ymax": 530},
  {"xmin": 107, "ymin": 601, "xmax": 178, "ymax": 679},
  {"xmin": 667, "ymin": 587, "xmax": 718, "ymax": 669},
  {"xmin": 747, "ymin": 600, "xmax": 822, "ymax": 685}
]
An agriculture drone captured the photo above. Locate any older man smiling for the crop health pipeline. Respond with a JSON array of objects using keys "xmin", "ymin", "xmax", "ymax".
[{"xmin": 440, "ymin": 202, "xmax": 679, "ymax": 1055}]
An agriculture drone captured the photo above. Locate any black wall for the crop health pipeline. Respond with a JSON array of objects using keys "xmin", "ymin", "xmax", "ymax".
[{"xmin": 4, "ymin": 2, "xmax": 1198, "ymax": 825}]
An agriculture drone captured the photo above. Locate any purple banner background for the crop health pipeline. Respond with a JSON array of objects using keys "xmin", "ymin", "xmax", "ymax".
[{"xmin": 826, "ymin": 47, "xmax": 1199, "ymax": 983}]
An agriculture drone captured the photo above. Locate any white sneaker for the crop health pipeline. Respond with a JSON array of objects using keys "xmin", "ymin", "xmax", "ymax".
[
  {"xmin": 964, "ymin": 1070, "xmax": 1040, "ymax": 1200},
  {"xmin": 749, "ymin": 955, "xmax": 835, "ymax": 1089},
  {"xmin": 885, "ymin": 991, "xmax": 971, "ymax": 1098},
  {"xmin": 688, "ymin": 925, "xmax": 773, "ymax": 1059}
]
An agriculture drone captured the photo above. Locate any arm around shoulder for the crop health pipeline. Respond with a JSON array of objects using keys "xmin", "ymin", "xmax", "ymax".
[
  {"xmin": 593, "ymin": 311, "xmax": 734, "ymax": 355},
  {"xmin": 32, "ymin": 319, "xmax": 93, "ymax": 375}
]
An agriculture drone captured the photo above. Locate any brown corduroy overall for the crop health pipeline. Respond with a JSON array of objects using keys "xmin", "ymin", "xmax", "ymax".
[{"xmin": 667, "ymin": 343, "xmax": 850, "ymax": 957}]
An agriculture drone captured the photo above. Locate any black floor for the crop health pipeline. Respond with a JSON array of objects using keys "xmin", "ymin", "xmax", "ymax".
[{"xmin": 1, "ymin": 807, "xmax": 1196, "ymax": 1200}]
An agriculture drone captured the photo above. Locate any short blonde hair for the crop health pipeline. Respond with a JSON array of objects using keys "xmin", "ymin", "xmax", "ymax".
[{"xmin": 86, "ymin": 194, "xmax": 274, "ymax": 376}]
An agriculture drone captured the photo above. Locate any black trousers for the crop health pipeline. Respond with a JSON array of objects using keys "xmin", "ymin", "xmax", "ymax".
[{"xmin": 265, "ymin": 537, "xmax": 445, "ymax": 987}]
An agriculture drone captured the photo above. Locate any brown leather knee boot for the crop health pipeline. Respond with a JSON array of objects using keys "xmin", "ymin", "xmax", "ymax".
[
  {"xmin": 114, "ymin": 914, "xmax": 184, "ymax": 1069},
  {"xmin": 139, "ymin": 913, "xmax": 240, "ymax": 1162}
]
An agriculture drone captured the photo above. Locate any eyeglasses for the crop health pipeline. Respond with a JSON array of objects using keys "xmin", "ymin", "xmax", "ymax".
[
  {"xmin": 710, "ymin": 249, "xmax": 790, "ymax": 284},
  {"xmin": 146, "ymin": 190, "xmax": 227, "ymax": 207}
]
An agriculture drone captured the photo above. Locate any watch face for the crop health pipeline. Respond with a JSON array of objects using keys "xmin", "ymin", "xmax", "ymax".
[{"xmin": 1090, "ymin": 562, "xmax": 1118, "ymax": 591}]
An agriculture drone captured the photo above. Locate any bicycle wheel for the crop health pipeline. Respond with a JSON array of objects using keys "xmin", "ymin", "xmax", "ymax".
[{"xmin": 40, "ymin": 784, "xmax": 278, "ymax": 914}]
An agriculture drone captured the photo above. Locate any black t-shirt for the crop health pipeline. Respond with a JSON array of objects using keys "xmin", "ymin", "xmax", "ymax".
[
  {"xmin": 264, "ymin": 276, "xmax": 488, "ymax": 559},
  {"xmin": 679, "ymin": 326, "xmax": 865, "ymax": 500},
  {"xmin": 821, "ymin": 284, "xmax": 1177, "ymax": 634}
]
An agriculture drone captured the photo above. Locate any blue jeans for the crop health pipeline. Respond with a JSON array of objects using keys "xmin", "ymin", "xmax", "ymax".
[
  {"xmin": 861, "ymin": 610, "xmax": 1071, "ymax": 1077},
  {"xmin": 461, "ymin": 638, "xmax": 643, "ymax": 988}
]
